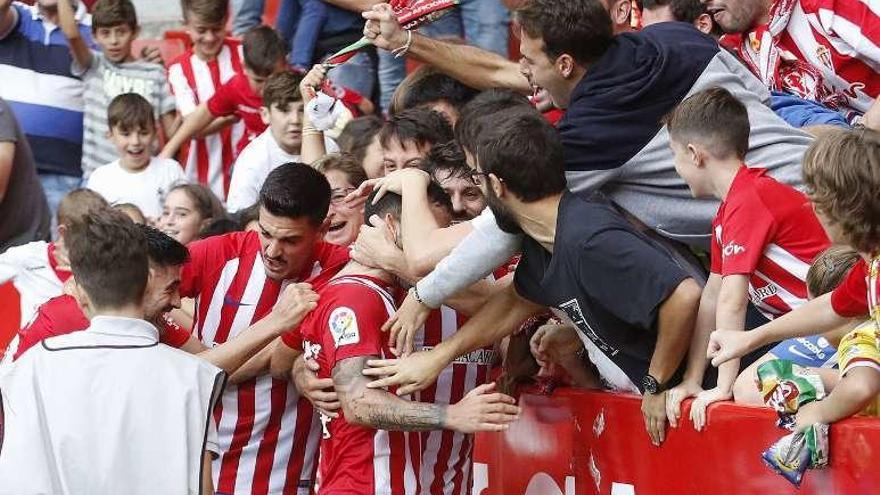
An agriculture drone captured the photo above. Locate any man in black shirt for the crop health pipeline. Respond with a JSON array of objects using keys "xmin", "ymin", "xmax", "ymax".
[{"xmin": 364, "ymin": 106, "xmax": 702, "ymax": 446}]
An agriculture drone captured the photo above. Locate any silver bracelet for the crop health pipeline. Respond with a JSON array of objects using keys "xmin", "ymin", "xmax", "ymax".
[
  {"xmin": 410, "ymin": 284, "xmax": 425, "ymax": 306},
  {"xmin": 391, "ymin": 30, "xmax": 413, "ymax": 59}
]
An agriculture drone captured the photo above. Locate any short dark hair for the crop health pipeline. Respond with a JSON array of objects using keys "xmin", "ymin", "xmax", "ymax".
[
  {"xmin": 57, "ymin": 189, "xmax": 109, "ymax": 227},
  {"xmin": 665, "ymin": 87, "xmax": 750, "ymax": 160},
  {"xmin": 640, "ymin": 0, "xmax": 707, "ymax": 23},
  {"xmin": 67, "ymin": 209, "xmax": 148, "ymax": 309},
  {"xmin": 262, "ymin": 71, "xmax": 303, "ymax": 110},
  {"xmin": 198, "ymin": 218, "xmax": 242, "ymax": 239},
  {"xmin": 259, "ymin": 162, "xmax": 331, "ymax": 226},
  {"xmin": 92, "ymin": 0, "xmax": 138, "ymax": 31},
  {"xmin": 235, "ymin": 203, "xmax": 260, "ymax": 227},
  {"xmin": 475, "ymin": 107, "xmax": 566, "ymax": 202},
  {"xmin": 379, "ymin": 107, "xmax": 453, "ymax": 150},
  {"xmin": 108, "ymin": 93, "xmax": 155, "ymax": 132},
  {"xmin": 242, "ymin": 25, "xmax": 287, "ymax": 76},
  {"xmin": 338, "ymin": 116, "xmax": 383, "ymax": 166},
  {"xmin": 363, "ymin": 183, "xmax": 452, "ymax": 224},
  {"xmin": 140, "ymin": 224, "xmax": 189, "ymax": 267},
  {"xmin": 514, "ymin": 0, "xmax": 613, "ymax": 67},
  {"xmin": 389, "ymin": 66, "xmax": 479, "ymax": 116},
  {"xmin": 455, "ymin": 89, "xmax": 532, "ymax": 155},
  {"xmin": 421, "ymin": 141, "xmax": 470, "ymax": 182},
  {"xmin": 181, "ymin": 0, "xmax": 228, "ymax": 24}
]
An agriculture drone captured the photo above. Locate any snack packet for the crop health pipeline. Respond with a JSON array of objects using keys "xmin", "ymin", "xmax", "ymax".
[{"xmin": 757, "ymin": 359, "xmax": 829, "ymax": 487}]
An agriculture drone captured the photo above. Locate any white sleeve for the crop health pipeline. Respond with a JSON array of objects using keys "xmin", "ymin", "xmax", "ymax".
[
  {"xmin": 416, "ymin": 208, "xmax": 522, "ymax": 308},
  {"xmin": 225, "ymin": 151, "xmax": 262, "ymax": 213},
  {"xmin": 0, "ymin": 244, "xmax": 26, "ymax": 285}
]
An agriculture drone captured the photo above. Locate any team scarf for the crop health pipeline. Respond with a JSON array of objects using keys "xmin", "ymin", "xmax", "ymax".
[
  {"xmin": 323, "ymin": 0, "xmax": 460, "ymax": 67},
  {"xmin": 719, "ymin": 0, "xmax": 849, "ymax": 116}
]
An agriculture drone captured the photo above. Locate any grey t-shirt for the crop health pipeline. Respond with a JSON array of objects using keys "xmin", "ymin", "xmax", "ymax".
[{"xmin": 0, "ymin": 98, "xmax": 50, "ymax": 252}]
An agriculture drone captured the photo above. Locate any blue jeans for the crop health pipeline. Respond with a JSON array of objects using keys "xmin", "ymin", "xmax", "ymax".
[
  {"xmin": 329, "ymin": 51, "xmax": 376, "ymax": 106},
  {"xmin": 231, "ymin": 0, "xmax": 265, "ymax": 36},
  {"xmin": 38, "ymin": 173, "xmax": 81, "ymax": 238},
  {"xmin": 460, "ymin": 0, "xmax": 509, "ymax": 57}
]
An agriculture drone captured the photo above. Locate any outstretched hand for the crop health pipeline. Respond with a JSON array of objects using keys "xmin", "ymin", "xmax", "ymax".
[{"xmin": 362, "ymin": 3, "xmax": 408, "ymax": 52}]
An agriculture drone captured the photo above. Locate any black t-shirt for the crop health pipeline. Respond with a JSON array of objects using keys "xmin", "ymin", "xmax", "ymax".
[{"xmin": 514, "ymin": 192, "xmax": 689, "ymax": 392}]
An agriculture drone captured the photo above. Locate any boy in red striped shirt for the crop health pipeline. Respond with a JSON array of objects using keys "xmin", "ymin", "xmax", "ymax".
[
  {"xmin": 667, "ymin": 88, "xmax": 832, "ymax": 423},
  {"xmin": 166, "ymin": 0, "xmax": 246, "ymax": 200}
]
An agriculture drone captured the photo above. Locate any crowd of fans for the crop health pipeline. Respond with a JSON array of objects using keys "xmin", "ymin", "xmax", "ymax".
[{"xmin": 0, "ymin": 0, "xmax": 879, "ymax": 493}]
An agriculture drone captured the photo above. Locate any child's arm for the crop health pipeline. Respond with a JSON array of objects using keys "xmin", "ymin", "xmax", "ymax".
[
  {"xmin": 299, "ymin": 65, "xmax": 328, "ymax": 164},
  {"xmin": 159, "ymin": 104, "xmax": 215, "ymax": 158},
  {"xmin": 795, "ymin": 366, "xmax": 880, "ymax": 430},
  {"xmin": 58, "ymin": 0, "xmax": 93, "ymax": 71},
  {"xmin": 689, "ymin": 275, "xmax": 750, "ymax": 430},
  {"xmin": 160, "ymin": 111, "xmax": 180, "ymax": 145}
]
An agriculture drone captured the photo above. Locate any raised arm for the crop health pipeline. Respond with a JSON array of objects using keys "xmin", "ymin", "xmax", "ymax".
[
  {"xmin": 58, "ymin": 0, "xmax": 93, "ymax": 71},
  {"xmin": 159, "ymin": 104, "xmax": 215, "ymax": 159},
  {"xmin": 0, "ymin": 0, "xmax": 16, "ymax": 40},
  {"xmin": 335, "ymin": 356, "xmax": 519, "ymax": 432},
  {"xmin": 363, "ymin": 3, "xmax": 529, "ymax": 93}
]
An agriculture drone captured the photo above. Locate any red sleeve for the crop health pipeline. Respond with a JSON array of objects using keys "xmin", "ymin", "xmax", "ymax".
[
  {"xmin": 158, "ymin": 313, "xmax": 192, "ymax": 348},
  {"xmin": 14, "ymin": 295, "xmax": 88, "ymax": 360},
  {"xmin": 322, "ymin": 286, "xmax": 387, "ymax": 368},
  {"xmin": 831, "ymin": 259, "xmax": 869, "ymax": 317},
  {"xmin": 206, "ymin": 76, "xmax": 240, "ymax": 117},
  {"xmin": 718, "ymin": 196, "xmax": 775, "ymax": 276},
  {"xmin": 281, "ymin": 326, "xmax": 304, "ymax": 350}
]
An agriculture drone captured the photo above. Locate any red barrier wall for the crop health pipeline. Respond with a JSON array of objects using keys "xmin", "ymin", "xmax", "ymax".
[{"xmin": 473, "ymin": 389, "xmax": 880, "ymax": 494}]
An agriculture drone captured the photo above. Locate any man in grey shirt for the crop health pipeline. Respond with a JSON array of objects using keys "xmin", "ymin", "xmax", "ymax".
[
  {"xmin": 0, "ymin": 97, "xmax": 50, "ymax": 252},
  {"xmin": 358, "ymin": 0, "xmax": 813, "ymax": 365}
]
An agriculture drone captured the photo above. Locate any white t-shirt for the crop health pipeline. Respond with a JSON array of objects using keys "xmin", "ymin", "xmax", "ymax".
[
  {"xmin": 86, "ymin": 157, "xmax": 187, "ymax": 219},
  {"xmin": 226, "ymin": 129, "xmax": 300, "ymax": 213}
]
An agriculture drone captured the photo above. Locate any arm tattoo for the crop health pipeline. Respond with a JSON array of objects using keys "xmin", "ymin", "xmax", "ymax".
[{"xmin": 333, "ymin": 356, "xmax": 447, "ymax": 431}]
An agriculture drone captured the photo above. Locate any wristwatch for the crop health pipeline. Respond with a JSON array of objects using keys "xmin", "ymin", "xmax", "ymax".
[{"xmin": 642, "ymin": 374, "xmax": 669, "ymax": 395}]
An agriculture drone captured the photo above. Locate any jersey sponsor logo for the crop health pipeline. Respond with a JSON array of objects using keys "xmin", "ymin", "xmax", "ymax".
[
  {"xmin": 422, "ymin": 346, "xmax": 498, "ymax": 365},
  {"xmin": 722, "ymin": 241, "xmax": 745, "ymax": 257},
  {"xmin": 329, "ymin": 307, "xmax": 359, "ymax": 347},
  {"xmin": 223, "ymin": 295, "xmax": 255, "ymax": 307},
  {"xmin": 750, "ymin": 284, "xmax": 779, "ymax": 301}
]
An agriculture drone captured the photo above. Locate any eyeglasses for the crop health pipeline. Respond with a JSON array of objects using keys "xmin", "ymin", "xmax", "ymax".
[
  {"xmin": 469, "ymin": 170, "xmax": 491, "ymax": 186},
  {"xmin": 330, "ymin": 187, "xmax": 356, "ymax": 205}
]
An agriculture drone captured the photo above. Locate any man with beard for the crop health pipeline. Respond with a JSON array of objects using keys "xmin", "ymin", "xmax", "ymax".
[
  {"xmin": 364, "ymin": 108, "xmax": 703, "ymax": 447},
  {"xmin": 704, "ymin": 0, "xmax": 880, "ymax": 128}
]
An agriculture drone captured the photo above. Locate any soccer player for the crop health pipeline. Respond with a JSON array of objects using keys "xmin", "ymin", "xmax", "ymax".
[
  {"xmin": 180, "ymin": 162, "xmax": 349, "ymax": 495},
  {"xmin": 167, "ymin": 0, "xmax": 246, "ymax": 199},
  {"xmin": 0, "ymin": 209, "xmax": 224, "ymax": 494},
  {"xmin": 268, "ymin": 188, "xmax": 519, "ymax": 494}
]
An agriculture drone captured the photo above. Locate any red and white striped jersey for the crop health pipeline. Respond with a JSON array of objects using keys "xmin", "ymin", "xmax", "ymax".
[
  {"xmin": 720, "ymin": 0, "xmax": 880, "ymax": 121},
  {"xmin": 167, "ymin": 40, "xmax": 246, "ymax": 200},
  {"xmin": 0, "ymin": 241, "xmax": 71, "ymax": 329},
  {"xmin": 710, "ymin": 166, "xmax": 831, "ymax": 320},
  {"xmin": 180, "ymin": 231, "xmax": 350, "ymax": 495},
  {"xmin": 284, "ymin": 274, "xmax": 420, "ymax": 495},
  {"xmin": 413, "ymin": 306, "xmax": 497, "ymax": 495}
]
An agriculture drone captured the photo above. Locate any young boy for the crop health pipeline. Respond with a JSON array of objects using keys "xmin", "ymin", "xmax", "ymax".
[
  {"xmin": 167, "ymin": 0, "xmax": 247, "ymax": 201},
  {"xmin": 707, "ymin": 129, "xmax": 880, "ymax": 431},
  {"xmin": 380, "ymin": 107, "xmax": 454, "ymax": 175},
  {"xmin": 86, "ymin": 94, "xmax": 187, "ymax": 220},
  {"xmin": 225, "ymin": 71, "xmax": 304, "ymax": 213},
  {"xmin": 160, "ymin": 25, "xmax": 288, "ymax": 161},
  {"xmin": 666, "ymin": 87, "xmax": 832, "ymax": 421},
  {"xmin": 58, "ymin": 0, "xmax": 177, "ymax": 178}
]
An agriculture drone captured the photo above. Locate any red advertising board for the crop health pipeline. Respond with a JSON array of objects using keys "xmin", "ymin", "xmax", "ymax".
[{"xmin": 473, "ymin": 389, "xmax": 880, "ymax": 494}]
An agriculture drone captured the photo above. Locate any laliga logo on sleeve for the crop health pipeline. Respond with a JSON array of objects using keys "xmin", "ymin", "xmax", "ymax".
[
  {"xmin": 722, "ymin": 241, "xmax": 745, "ymax": 257},
  {"xmin": 329, "ymin": 307, "xmax": 360, "ymax": 347}
]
